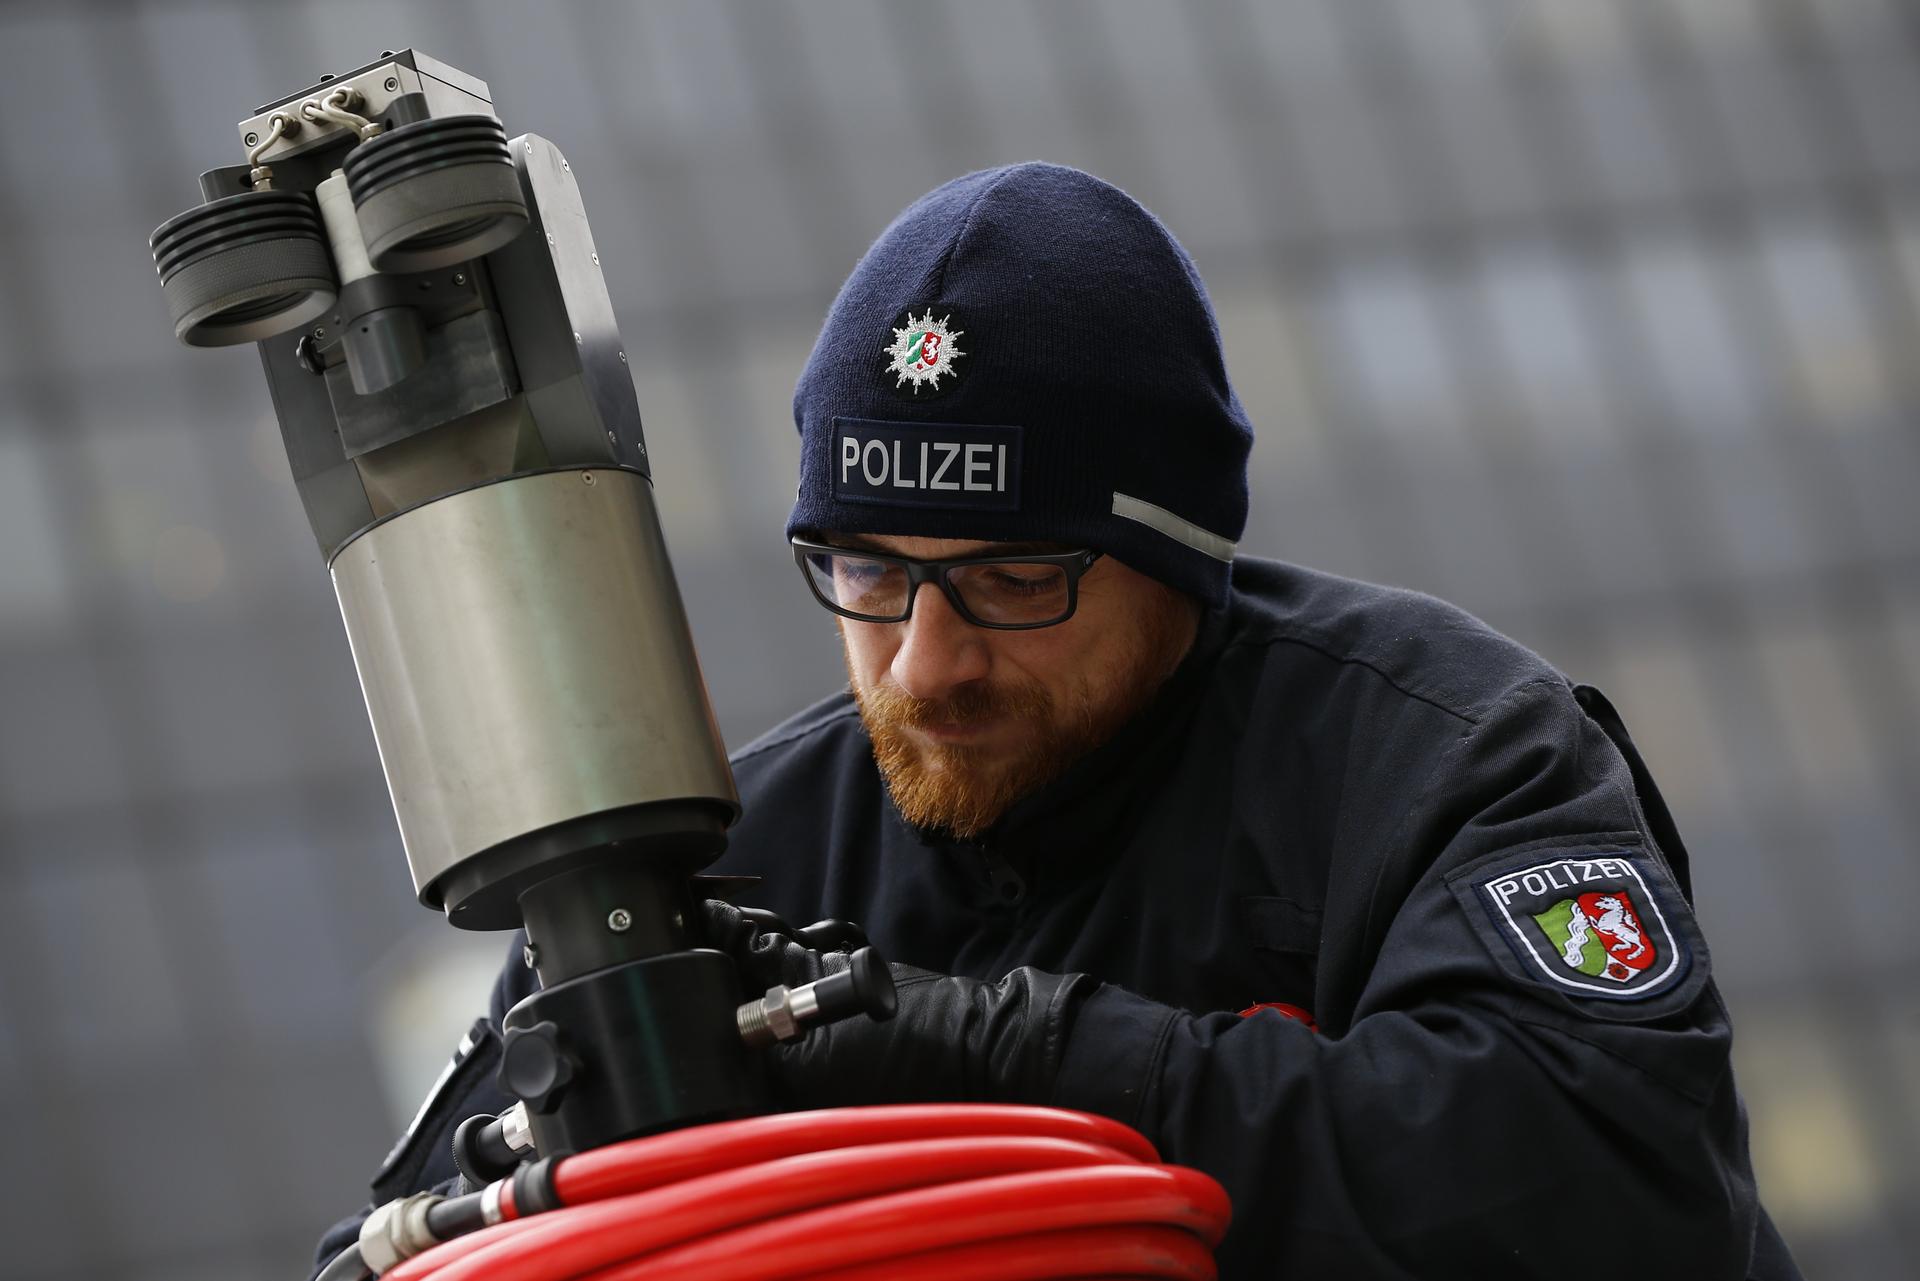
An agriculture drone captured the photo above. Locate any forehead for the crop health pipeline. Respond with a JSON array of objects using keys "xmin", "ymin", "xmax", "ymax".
[{"xmin": 823, "ymin": 532, "xmax": 1070, "ymax": 559}]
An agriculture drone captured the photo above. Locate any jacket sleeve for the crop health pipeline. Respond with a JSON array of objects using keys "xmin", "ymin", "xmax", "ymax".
[
  {"xmin": 308, "ymin": 932, "xmax": 533, "ymax": 1280},
  {"xmin": 1052, "ymin": 678, "xmax": 1781, "ymax": 1280}
]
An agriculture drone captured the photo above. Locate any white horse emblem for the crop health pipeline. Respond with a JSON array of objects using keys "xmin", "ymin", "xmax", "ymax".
[
  {"xmin": 1590, "ymin": 894, "xmax": 1647, "ymax": 961},
  {"xmin": 1560, "ymin": 894, "xmax": 1649, "ymax": 969}
]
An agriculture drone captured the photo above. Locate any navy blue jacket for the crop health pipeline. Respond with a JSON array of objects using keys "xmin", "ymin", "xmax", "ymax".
[{"xmin": 319, "ymin": 557, "xmax": 1796, "ymax": 1279}]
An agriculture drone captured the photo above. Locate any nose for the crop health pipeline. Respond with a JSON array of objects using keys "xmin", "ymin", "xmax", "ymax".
[{"xmin": 890, "ymin": 580, "xmax": 990, "ymax": 701}]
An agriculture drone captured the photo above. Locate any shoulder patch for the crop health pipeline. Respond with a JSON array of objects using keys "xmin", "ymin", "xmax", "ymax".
[
  {"xmin": 1446, "ymin": 842, "xmax": 1706, "ymax": 1012},
  {"xmin": 1483, "ymin": 854, "xmax": 1684, "ymax": 998}
]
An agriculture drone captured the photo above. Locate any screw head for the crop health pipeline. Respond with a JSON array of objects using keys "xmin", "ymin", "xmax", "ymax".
[
  {"xmin": 590, "ymin": 252, "xmax": 599, "ymax": 265},
  {"xmin": 244, "ymin": 131, "xmax": 259, "ymax": 147},
  {"xmin": 384, "ymin": 76, "xmax": 399, "ymax": 91},
  {"xmin": 522, "ymin": 942, "xmax": 538, "ymax": 968},
  {"xmin": 313, "ymin": 326, "xmax": 327, "ymax": 340},
  {"xmin": 452, "ymin": 273, "xmax": 466, "ymax": 286},
  {"xmin": 573, "ymin": 331, "xmax": 583, "ymax": 345},
  {"xmin": 607, "ymin": 907, "xmax": 631, "ymax": 932},
  {"xmin": 617, "ymin": 351, "xmax": 627, "ymax": 363},
  {"xmin": 582, "ymin": 471, "xmax": 597, "ymax": 486}
]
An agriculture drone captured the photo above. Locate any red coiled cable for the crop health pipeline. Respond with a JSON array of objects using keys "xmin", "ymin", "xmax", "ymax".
[{"xmin": 387, "ymin": 1105, "xmax": 1229, "ymax": 1281}]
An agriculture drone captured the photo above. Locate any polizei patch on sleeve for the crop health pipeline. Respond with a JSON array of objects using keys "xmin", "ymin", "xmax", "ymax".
[
  {"xmin": 1480, "ymin": 854, "xmax": 1688, "ymax": 999},
  {"xmin": 832, "ymin": 417, "xmax": 1022, "ymax": 512}
]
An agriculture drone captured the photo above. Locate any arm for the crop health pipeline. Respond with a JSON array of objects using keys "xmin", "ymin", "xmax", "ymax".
[{"xmin": 1056, "ymin": 678, "xmax": 1760, "ymax": 1276}]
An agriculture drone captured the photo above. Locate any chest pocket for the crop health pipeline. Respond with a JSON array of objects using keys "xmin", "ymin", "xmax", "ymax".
[{"xmin": 1239, "ymin": 895, "xmax": 1323, "ymax": 1007}]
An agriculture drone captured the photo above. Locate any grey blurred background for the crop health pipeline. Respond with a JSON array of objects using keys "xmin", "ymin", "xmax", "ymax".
[{"xmin": 1, "ymin": 0, "xmax": 1915, "ymax": 1277}]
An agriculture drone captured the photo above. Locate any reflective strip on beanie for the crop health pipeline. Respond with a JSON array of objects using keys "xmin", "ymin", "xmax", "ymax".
[{"xmin": 1111, "ymin": 492, "xmax": 1237, "ymax": 562}]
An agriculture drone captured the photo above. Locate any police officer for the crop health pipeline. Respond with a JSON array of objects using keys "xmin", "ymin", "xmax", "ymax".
[{"xmin": 317, "ymin": 163, "xmax": 1798, "ymax": 1278}]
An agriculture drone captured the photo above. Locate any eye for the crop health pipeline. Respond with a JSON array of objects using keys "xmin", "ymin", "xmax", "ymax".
[
  {"xmin": 837, "ymin": 557, "xmax": 895, "ymax": 586},
  {"xmin": 984, "ymin": 569, "xmax": 1057, "ymax": 595}
]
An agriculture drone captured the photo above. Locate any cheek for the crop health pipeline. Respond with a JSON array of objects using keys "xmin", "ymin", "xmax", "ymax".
[
  {"xmin": 999, "ymin": 629, "xmax": 1096, "ymax": 703},
  {"xmin": 839, "ymin": 619, "xmax": 901, "ymax": 686}
]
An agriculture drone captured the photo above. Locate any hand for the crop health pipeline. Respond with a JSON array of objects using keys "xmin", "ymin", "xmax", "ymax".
[{"xmin": 701, "ymin": 899, "xmax": 1095, "ymax": 1110}]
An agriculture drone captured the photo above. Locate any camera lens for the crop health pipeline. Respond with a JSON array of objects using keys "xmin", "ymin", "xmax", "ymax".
[
  {"xmin": 149, "ymin": 189, "xmax": 338, "ymax": 347},
  {"xmin": 344, "ymin": 115, "xmax": 529, "ymax": 273}
]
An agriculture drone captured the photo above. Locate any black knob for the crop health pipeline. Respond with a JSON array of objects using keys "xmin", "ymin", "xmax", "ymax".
[
  {"xmin": 498, "ymin": 1020, "xmax": 576, "ymax": 1114},
  {"xmin": 813, "ymin": 947, "xmax": 897, "ymax": 1024}
]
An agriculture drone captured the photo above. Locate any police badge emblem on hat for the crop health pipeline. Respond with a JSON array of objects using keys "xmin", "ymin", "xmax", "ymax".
[
  {"xmin": 1480, "ymin": 854, "xmax": 1687, "ymax": 999},
  {"xmin": 883, "ymin": 309, "xmax": 965, "ymax": 395}
]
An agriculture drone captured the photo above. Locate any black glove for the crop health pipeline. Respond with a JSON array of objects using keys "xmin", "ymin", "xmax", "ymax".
[{"xmin": 703, "ymin": 899, "xmax": 1095, "ymax": 1109}]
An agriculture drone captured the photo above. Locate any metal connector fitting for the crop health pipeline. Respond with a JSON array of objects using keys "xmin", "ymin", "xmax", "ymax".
[
  {"xmin": 735, "ymin": 947, "xmax": 897, "ymax": 1049},
  {"xmin": 359, "ymin": 1191, "xmax": 443, "ymax": 1274},
  {"xmin": 736, "ymin": 981, "xmax": 822, "ymax": 1048},
  {"xmin": 500, "ymin": 1100, "xmax": 535, "ymax": 1154},
  {"xmin": 480, "ymin": 1178, "xmax": 507, "ymax": 1228}
]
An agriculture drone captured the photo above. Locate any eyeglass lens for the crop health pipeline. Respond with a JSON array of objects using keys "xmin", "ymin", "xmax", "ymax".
[{"xmin": 800, "ymin": 551, "xmax": 1073, "ymax": 625}]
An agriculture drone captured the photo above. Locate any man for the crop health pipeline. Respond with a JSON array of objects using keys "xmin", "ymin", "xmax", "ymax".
[{"xmin": 318, "ymin": 163, "xmax": 1797, "ymax": 1278}]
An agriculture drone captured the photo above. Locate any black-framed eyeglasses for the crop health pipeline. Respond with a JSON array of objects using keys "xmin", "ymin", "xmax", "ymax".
[{"xmin": 791, "ymin": 537, "xmax": 1105, "ymax": 630}]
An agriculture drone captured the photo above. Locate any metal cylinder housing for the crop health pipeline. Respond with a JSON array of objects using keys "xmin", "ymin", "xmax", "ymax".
[{"xmin": 331, "ymin": 467, "xmax": 739, "ymax": 918}]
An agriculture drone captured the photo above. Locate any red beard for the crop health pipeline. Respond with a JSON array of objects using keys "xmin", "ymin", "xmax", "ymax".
[
  {"xmin": 848, "ymin": 586, "xmax": 1195, "ymax": 839},
  {"xmin": 856, "ymin": 674, "xmax": 1066, "ymax": 839}
]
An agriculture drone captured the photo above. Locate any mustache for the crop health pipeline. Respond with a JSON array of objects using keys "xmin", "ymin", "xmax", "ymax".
[{"xmin": 857, "ymin": 678, "xmax": 1052, "ymax": 730}]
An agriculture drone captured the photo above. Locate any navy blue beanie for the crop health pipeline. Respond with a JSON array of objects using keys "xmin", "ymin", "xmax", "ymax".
[{"xmin": 787, "ymin": 162, "xmax": 1253, "ymax": 607}]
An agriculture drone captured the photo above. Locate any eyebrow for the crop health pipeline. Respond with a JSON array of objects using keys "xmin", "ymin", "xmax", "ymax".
[{"xmin": 825, "ymin": 534, "xmax": 1073, "ymax": 558}]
